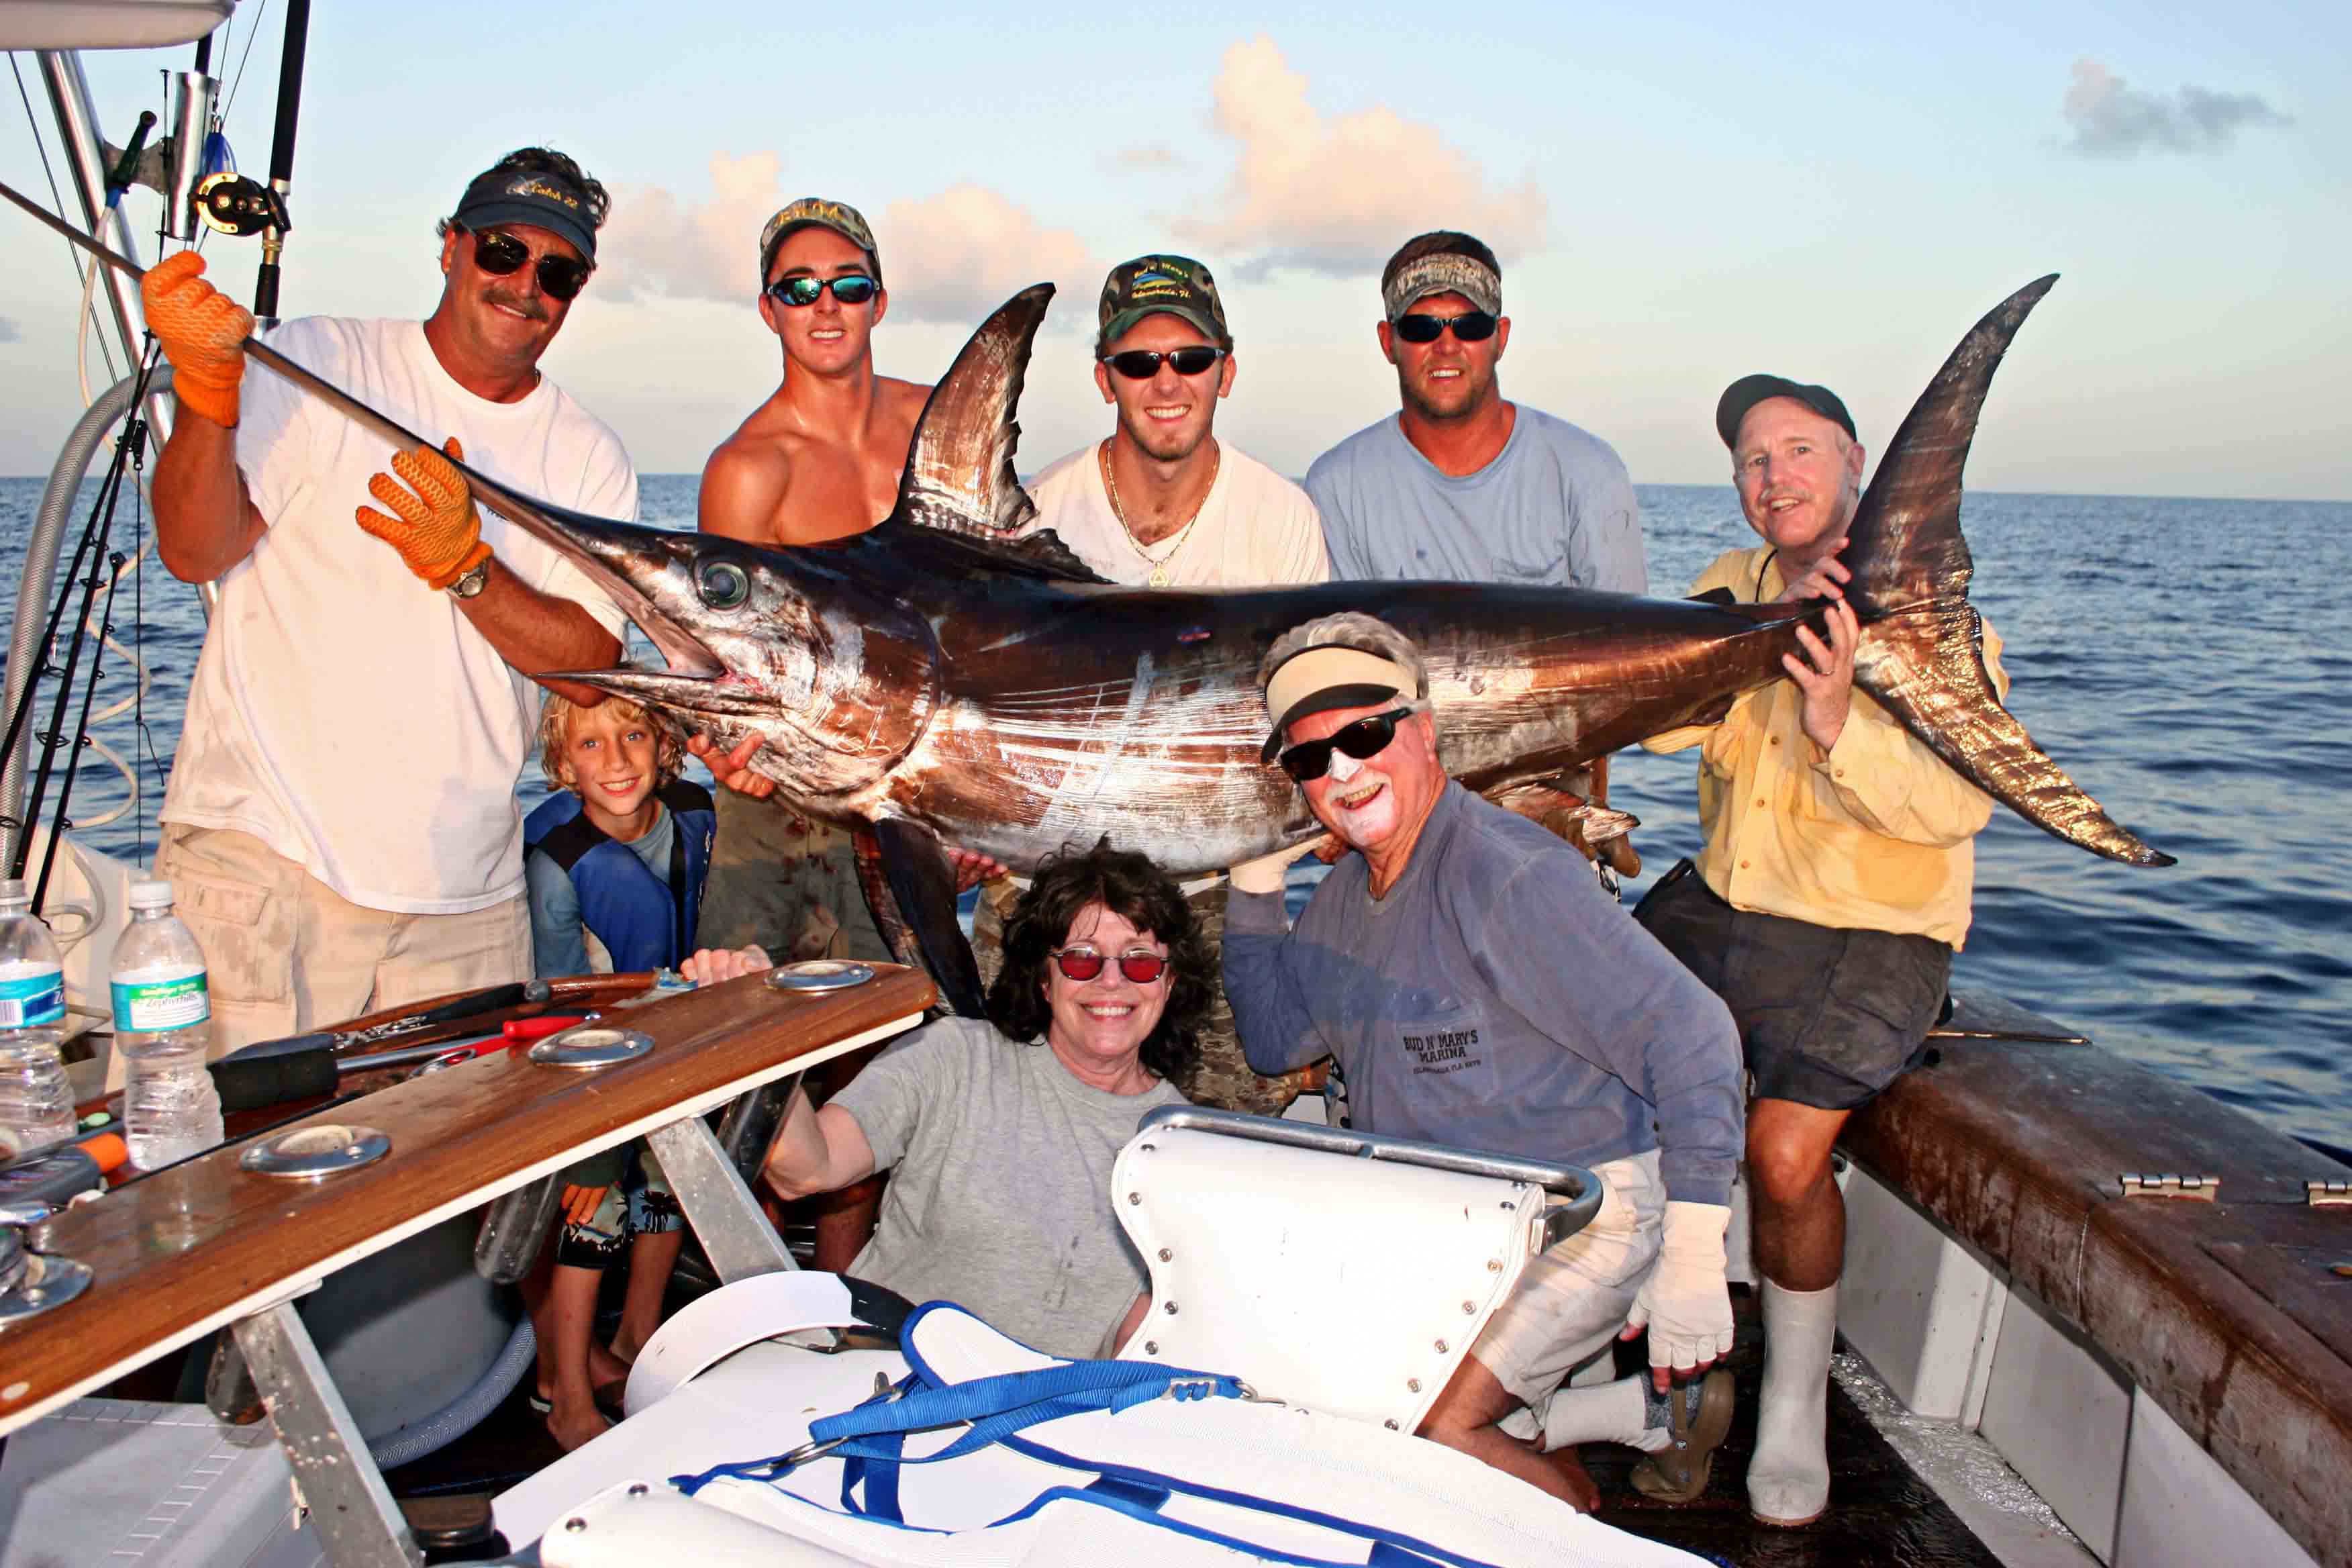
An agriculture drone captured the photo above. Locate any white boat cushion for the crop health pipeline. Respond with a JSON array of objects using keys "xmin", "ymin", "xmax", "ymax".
[{"xmin": 1110, "ymin": 1123, "xmax": 1549, "ymax": 1430}]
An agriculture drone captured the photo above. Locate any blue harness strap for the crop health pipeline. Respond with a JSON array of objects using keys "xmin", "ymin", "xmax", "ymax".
[{"xmin": 665, "ymin": 1304, "xmax": 1527, "ymax": 1568}]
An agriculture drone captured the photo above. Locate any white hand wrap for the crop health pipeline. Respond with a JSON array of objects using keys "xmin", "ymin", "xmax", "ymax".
[
  {"xmin": 1626, "ymin": 1199, "xmax": 1734, "ymax": 1374},
  {"xmin": 1228, "ymin": 840, "xmax": 1316, "ymax": 895}
]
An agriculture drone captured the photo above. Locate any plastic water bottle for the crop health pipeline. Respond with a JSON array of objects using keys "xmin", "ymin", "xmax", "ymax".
[
  {"xmin": 113, "ymin": 879, "xmax": 222, "ymax": 1170},
  {"xmin": 0, "ymin": 878, "xmax": 75, "ymax": 1161}
]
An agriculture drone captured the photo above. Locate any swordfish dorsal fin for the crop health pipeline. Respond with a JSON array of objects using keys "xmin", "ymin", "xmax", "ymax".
[
  {"xmin": 1841, "ymin": 275, "xmax": 2173, "ymax": 867},
  {"xmin": 895, "ymin": 283, "xmax": 1051, "ymax": 544},
  {"xmin": 886, "ymin": 282, "xmax": 1106, "ymax": 585}
]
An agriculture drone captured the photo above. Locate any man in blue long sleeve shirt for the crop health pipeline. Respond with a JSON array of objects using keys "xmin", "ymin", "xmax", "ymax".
[{"xmin": 1223, "ymin": 612, "xmax": 1745, "ymax": 1511}]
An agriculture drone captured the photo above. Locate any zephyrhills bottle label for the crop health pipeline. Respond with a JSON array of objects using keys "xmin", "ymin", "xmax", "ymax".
[
  {"xmin": 0, "ymin": 966, "xmax": 65, "ymax": 1028},
  {"xmin": 111, "ymin": 972, "xmax": 210, "ymax": 1032}
]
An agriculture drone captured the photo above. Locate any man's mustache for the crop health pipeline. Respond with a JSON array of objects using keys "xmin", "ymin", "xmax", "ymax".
[{"xmin": 483, "ymin": 288, "xmax": 550, "ymax": 322}]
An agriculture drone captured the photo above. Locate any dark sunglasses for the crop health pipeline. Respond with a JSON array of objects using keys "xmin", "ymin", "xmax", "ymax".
[
  {"xmin": 1050, "ymin": 948, "xmax": 1169, "ymax": 984},
  {"xmin": 1393, "ymin": 310, "xmax": 1498, "ymax": 344},
  {"xmin": 1100, "ymin": 346, "xmax": 1227, "ymax": 381},
  {"xmin": 1279, "ymin": 707, "xmax": 1416, "ymax": 783},
  {"xmin": 467, "ymin": 228, "xmax": 592, "ymax": 301},
  {"xmin": 767, "ymin": 274, "xmax": 880, "ymax": 307}
]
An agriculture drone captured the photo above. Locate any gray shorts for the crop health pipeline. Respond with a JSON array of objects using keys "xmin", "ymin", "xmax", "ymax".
[{"xmin": 1635, "ymin": 863, "xmax": 1949, "ymax": 1110}]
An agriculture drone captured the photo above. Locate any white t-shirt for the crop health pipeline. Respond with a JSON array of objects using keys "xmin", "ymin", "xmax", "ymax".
[
  {"xmin": 1021, "ymin": 441, "xmax": 1328, "ymax": 589},
  {"xmin": 162, "ymin": 316, "xmax": 637, "ymax": 914}
]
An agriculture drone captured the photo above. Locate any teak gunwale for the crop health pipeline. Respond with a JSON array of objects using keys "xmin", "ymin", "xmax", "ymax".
[{"xmin": 0, "ymin": 964, "xmax": 934, "ymax": 1437}]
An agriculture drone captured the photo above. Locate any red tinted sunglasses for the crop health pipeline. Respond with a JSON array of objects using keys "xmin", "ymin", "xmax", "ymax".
[{"xmin": 1050, "ymin": 948, "xmax": 1169, "ymax": 983}]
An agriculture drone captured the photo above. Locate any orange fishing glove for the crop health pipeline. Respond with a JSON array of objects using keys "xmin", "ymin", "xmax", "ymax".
[
  {"xmin": 356, "ymin": 438, "xmax": 493, "ymax": 591},
  {"xmin": 139, "ymin": 251, "xmax": 252, "ymax": 428}
]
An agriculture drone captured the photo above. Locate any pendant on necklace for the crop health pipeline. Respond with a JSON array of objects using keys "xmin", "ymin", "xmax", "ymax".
[{"xmin": 1148, "ymin": 563, "xmax": 1169, "ymax": 587}]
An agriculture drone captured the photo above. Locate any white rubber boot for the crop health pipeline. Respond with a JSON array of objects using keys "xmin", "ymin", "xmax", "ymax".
[{"xmin": 1749, "ymin": 1280, "xmax": 1836, "ymax": 1525}]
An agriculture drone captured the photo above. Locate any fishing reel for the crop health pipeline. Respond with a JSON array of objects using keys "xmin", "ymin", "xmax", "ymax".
[{"xmin": 193, "ymin": 171, "xmax": 289, "ymax": 239}]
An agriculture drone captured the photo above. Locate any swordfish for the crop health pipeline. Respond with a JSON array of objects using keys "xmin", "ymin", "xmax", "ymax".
[{"xmin": 507, "ymin": 275, "xmax": 2171, "ymax": 1010}]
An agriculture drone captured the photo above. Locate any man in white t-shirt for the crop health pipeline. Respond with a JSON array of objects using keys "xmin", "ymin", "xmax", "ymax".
[
  {"xmin": 142, "ymin": 146, "xmax": 637, "ymax": 1051},
  {"xmin": 995, "ymin": 254, "xmax": 1326, "ymax": 1115},
  {"xmin": 1021, "ymin": 254, "xmax": 1326, "ymax": 589}
]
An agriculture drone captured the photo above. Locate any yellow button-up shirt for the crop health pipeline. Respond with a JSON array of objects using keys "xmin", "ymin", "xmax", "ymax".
[{"xmin": 1643, "ymin": 546, "xmax": 2008, "ymax": 949}]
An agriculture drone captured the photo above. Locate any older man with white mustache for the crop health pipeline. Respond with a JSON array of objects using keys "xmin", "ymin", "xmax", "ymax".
[{"xmin": 1221, "ymin": 613, "xmax": 1745, "ymax": 1514}]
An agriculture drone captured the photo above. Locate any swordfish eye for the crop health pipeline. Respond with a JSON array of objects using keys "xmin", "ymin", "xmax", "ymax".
[{"xmin": 696, "ymin": 558, "xmax": 750, "ymax": 610}]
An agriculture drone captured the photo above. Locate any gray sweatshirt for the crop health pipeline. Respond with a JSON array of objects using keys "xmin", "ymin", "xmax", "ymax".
[{"xmin": 1224, "ymin": 782, "xmax": 1743, "ymax": 1206}]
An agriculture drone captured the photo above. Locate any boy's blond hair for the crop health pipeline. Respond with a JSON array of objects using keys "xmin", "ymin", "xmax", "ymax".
[{"xmin": 538, "ymin": 693, "xmax": 687, "ymax": 792}]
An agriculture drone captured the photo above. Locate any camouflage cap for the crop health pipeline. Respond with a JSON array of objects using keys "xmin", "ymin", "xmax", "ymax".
[
  {"xmin": 1380, "ymin": 231, "xmax": 1500, "ymax": 322},
  {"xmin": 1097, "ymin": 254, "xmax": 1230, "ymax": 351},
  {"xmin": 758, "ymin": 197, "xmax": 882, "ymax": 285}
]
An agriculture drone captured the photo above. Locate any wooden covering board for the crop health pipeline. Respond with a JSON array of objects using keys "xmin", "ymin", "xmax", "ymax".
[
  {"xmin": 0, "ymin": 964, "xmax": 933, "ymax": 1438},
  {"xmin": 1843, "ymin": 993, "xmax": 2352, "ymax": 1568}
]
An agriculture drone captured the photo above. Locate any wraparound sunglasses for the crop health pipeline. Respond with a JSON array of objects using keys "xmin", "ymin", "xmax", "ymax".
[
  {"xmin": 767, "ymin": 274, "xmax": 880, "ymax": 307},
  {"xmin": 1100, "ymin": 346, "xmax": 1227, "ymax": 380},
  {"xmin": 1279, "ymin": 707, "xmax": 1416, "ymax": 783},
  {"xmin": 1393, "ymin": 310, "xmax": 1498, "ymax": 344}
]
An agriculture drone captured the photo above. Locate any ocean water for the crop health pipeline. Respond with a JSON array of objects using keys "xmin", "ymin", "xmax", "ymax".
[{"xmin": 5, "ymin": 473, "xmax": 2347, "ymax": 1148}]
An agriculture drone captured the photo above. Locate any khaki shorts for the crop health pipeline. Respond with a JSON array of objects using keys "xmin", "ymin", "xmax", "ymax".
[
  {"xmin": 151, "ymin": 823, "xmax": 531, "ymax": 1059},
  {"xmin": 698, "ymin": 791, "xmax": 889, "ymax": 963},
  {"xmin": 1470, "ymin": 1148, "xmax": 1667, "ymax": 1409}
]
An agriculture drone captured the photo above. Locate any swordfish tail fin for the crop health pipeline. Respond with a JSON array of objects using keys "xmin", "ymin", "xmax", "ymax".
[
  {"xmin": 893, "ymin": 283, "xmax": 1054, "ymax": 543},
  {"xmin": 1843, "ymin": 277, "xmax": 2175, "ymax": 867}
]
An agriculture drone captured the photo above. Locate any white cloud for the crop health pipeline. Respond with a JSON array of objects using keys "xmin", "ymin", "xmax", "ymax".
[
  {"xmin": 874, "ymin": 185, "xmax": 1099, "ymax": 328},
  {"xmin": 2062, "ymin": 58, "xmax": 2292, "ymax": 157},
  {"xmin": 597, "ymin": 151, "xmax": 783, "ymax": 305},
  {"xmin": 1177, "ymin": 37, "xmax": 1547, "ymax": 277},
  {"xmin": 591, "ymin": 156, "xmax": 1097, "ymax": 332}
]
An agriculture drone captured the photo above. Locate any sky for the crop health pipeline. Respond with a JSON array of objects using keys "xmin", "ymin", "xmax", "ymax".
[{"xmin": 3, "ymin": 1, "xmax": 2345, "ymax": 499}]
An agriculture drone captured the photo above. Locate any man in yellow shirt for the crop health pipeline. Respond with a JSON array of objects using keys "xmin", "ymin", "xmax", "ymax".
[{"xmin": 1640, "ymin": 375, "xmax": 2007, "ymax": 1527}]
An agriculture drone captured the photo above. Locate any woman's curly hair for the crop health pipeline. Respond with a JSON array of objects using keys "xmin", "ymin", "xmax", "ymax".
[{"xmin": 985, "ymin": 838, "xmax": 1212, "ymax": 1085}]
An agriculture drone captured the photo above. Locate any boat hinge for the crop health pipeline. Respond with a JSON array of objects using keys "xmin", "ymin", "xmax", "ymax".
[
  {"xmin": 2118, "ymin": 1173, "xmax": 2220, "ymax": 1202},
  {"xmin": 2306, "ymin": 1179, "xmax": 2352, "ymax": 1208}
]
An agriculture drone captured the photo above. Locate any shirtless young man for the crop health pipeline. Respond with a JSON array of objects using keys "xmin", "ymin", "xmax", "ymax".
[
  {"xmin": 692, "ymin": 197, "xmax": 926, "ymax": 964},
  {"xmin": 689, "ymin": 198, "xmax": 928, "ymax": 1271}
]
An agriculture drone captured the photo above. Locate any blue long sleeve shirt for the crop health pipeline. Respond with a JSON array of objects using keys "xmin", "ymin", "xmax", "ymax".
[{"xmin": 1224, "ymin": 782, "xmax": 1744, "ymax": 1206}]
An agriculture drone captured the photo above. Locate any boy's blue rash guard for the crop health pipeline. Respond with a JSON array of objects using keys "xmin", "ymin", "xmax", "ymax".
[{"xmin": 525, "ymin": 779, "xmax": 716, "ymax": 977}]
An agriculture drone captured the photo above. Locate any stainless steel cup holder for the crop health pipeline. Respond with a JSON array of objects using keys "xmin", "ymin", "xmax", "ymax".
[
  {"xmin": 765, "ymin": 960, "xmax": 875, "ymax": 993},
  {"xmin": 240, "ymin": 1124, "xmax": 393, "ymax": 1181}
]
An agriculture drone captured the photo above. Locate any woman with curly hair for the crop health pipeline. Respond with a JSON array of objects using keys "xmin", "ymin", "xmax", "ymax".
[{"xmin": 685, "ymin": 838, "xmax": 1206, "ymax": 1357}]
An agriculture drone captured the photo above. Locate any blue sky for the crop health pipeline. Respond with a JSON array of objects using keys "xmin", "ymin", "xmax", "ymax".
[{"xmin": 3, "ymin": 1, "xmax": 2343, "ymax": 499}]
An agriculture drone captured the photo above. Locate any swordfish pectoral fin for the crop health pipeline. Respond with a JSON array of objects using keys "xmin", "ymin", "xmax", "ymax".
[{"xmin": 859, "ymin": 820, "xmax": 988, "ymax": 1018}]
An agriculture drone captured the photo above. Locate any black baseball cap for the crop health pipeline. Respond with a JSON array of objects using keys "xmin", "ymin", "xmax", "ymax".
[
  {"xmin": 1716, "ymin": 375, "xmax": 1856, "ymax": 450},
  {"xmin": 452, "ymin": 165, "xmax": 599, "ymax": 263}
]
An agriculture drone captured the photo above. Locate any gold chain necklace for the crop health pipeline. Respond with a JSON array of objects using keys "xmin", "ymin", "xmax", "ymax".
[{"xmin": 1100, "ymin": 439, "xmax": 1219, "ymax": 588}]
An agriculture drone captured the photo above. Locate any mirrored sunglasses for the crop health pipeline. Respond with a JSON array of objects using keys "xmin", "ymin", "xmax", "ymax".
[
  {"xmin": 1101, "ymin": 346, "xmax": 1227, "ymax": 380},
  {"xmin": 1279, "ymin": 707, "xmax": 1415, "ymax": 783},
  {"xmin": 1393, "ymin": 310, "xmax": 1498, "ymax": 344},
  {"xmin": 468, "ymin": 228, "xmax": 591, "ymax": 301},
  {"xmin": 767, "ymin": 274, "xmax": 880, "ymax": 307},
  {"xmin": 1050, "ymin": 947, "xmax": 1169, "ymax": 983}
]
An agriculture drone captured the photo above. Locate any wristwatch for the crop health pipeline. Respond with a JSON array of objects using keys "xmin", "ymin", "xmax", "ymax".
[{"xmin": 445, "ymin": 557, "xmax": 492, "ymax": 600}]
